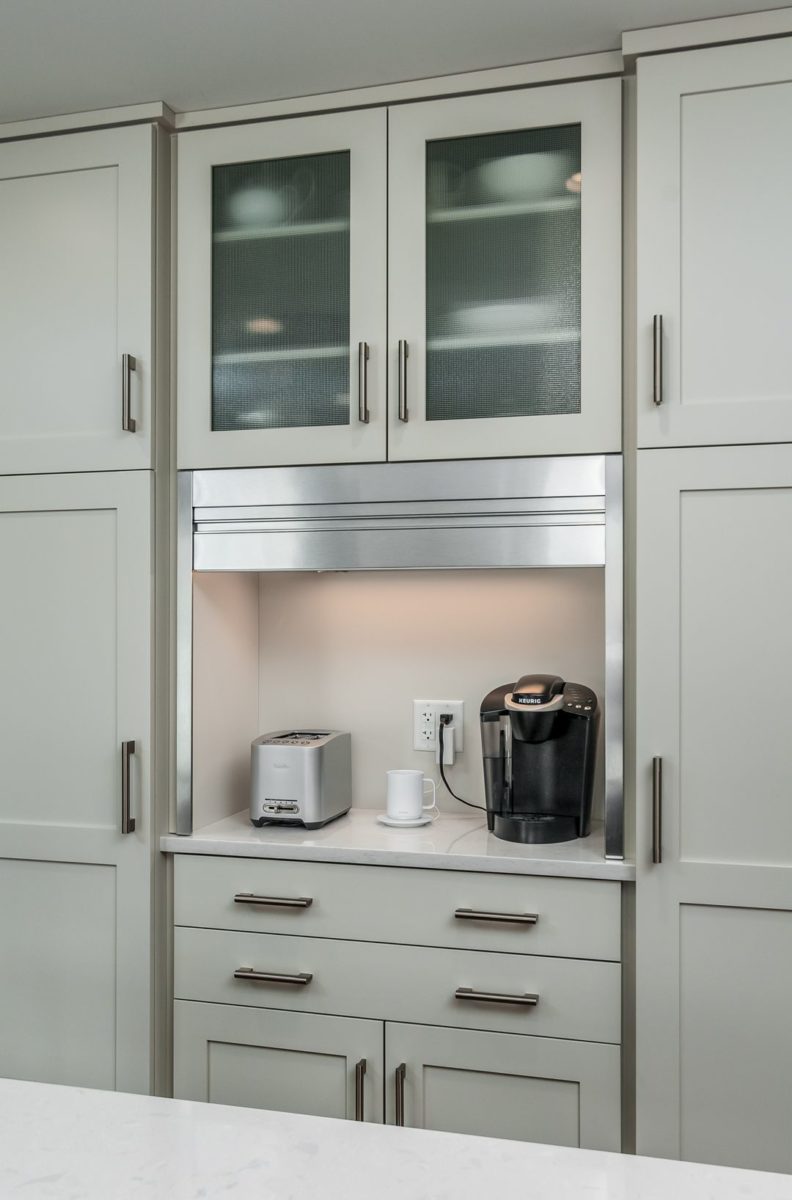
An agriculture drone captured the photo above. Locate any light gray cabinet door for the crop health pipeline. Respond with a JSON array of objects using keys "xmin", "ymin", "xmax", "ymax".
[
  {"xmin": 636, "ymin": 444, "xmax": 792, "ymax": 1172},
  {"xmin": 0, "ymin": 471, "xmax": 153, "ymax": 1093},
  {"xmin": 0, "ymin": 127, "xmax": 155, "ymax": 473},
  {"xmin": 174, "ymin": 1000, "xmax": 383, "ymax": 1122},
  {"xmin": 637, "ymin": 39, "xmax": 792, "ymax": 447},
  {"xmin": 385, "ymin": 1022, "xmax": 620, "ymax": 1150}
]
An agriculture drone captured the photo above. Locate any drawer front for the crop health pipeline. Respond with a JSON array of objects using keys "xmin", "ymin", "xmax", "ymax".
[
  {"xmin": 174, "ymin": 927, "xmax": 621, "ymax": 1043},
  {"xmin": 174, "ymin": 855, "xmax": 621, "ymax": 961}
]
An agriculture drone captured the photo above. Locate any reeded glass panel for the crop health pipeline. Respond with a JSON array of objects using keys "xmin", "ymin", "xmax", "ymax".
[
  {"xmin": 426, "ymin": 125, "xmax": 581, "ymax": 422},
  {"xmin": 212, "ymin": 152, "xmax": 350, "ymax": 431}
]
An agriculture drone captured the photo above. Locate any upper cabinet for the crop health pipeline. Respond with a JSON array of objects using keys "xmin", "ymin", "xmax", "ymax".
[
  {"xmin": 0, "ymin": 126, "xmax": 158, "ymax": 474},
  {"xmin": 388, "ymin": 79, "xmax": 621, "ymax": 462},
  {"xmin": 177, "ymin": 79, "xmax": 621, "ymax": 469},
  {"xmin": 637, "ymin": 39, "xmax": 792, "ymax": 448},
  {"xmin": 177, "ymin": 110, "xmax": 388, "ymax": 469}
]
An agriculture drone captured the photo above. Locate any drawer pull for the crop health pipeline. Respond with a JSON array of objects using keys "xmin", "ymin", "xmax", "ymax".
[
  {"xmin": 355, "ymin": 1058, "xmax": 366, "ymax": 1121},
  {"xmin": 234, "ymin": 967, "xmax": 313, "ymax": 986},
  {"xmin": 454, "ymin": 908, "xmax": 538, "ymax": 926},
  {"xmin": 455, "ymin": 987, "xmax": 539, "ymax": 1007},
  {"xmin": 234, "ymin": 893, "xmax": 313, "ymax": 909}
]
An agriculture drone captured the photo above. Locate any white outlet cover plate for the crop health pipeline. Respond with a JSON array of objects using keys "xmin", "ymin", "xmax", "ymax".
[{"xmin": 412, "ymin": 700, "xmax": 465, "ymax": 752}]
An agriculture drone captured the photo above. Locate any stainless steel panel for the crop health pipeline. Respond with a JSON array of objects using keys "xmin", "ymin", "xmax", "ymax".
[
  {"xmin": 604, "ymin": 455, "xmax": 624, "ymax": 860},
  {"xmin": 175, "ymin": 471, "xmax": 194, "ymax": 836},
  {"xmin": 191, "ymin": 456, "xmax": 607, "ymax": 509},
  {"xmin": 194, "ymin": 524, "xmax": 606, "ymax": 573}
]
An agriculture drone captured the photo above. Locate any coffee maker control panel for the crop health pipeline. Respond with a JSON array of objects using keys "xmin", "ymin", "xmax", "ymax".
[{"xmin": 562, "ymin": 683, "xmax": 598, "ymax": 714}]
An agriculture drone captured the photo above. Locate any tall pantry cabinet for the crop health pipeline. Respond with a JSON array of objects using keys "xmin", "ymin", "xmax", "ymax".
[
  {"xmin": 0, "ymin": 122, "xmax": 170, "ymax": 1093},
  {"xmin": 634, "ymin": 37, "xmax": 792, "ymax": 1174}
]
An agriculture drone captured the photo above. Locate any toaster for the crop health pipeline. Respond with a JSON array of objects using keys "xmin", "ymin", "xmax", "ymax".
[{"xmin": 250, "ymin": 730, "xmax": 351, "ymax": 829}]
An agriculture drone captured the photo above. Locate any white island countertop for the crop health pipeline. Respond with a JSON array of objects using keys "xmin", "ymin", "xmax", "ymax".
[
  {"xmin": 1, "ymin": 1078, "xmax": 788, "ymax": 1199},
  {"xmin": 160, "ymin": 808, "xmax": 635, "ymax": 880}
]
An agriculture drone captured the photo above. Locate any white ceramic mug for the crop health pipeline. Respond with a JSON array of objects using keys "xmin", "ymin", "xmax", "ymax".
[{"xmin": 386, "ymin": 770, "xmax": 437, "ymax": 822}]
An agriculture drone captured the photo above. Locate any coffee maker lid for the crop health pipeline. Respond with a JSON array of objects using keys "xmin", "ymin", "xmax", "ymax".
[{"xmin": 506, "ymin": 674, "xmax": 566, "ymax": 713}]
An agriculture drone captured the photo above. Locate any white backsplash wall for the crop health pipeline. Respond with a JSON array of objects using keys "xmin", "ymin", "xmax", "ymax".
[{"xmin": 258, "ymin": 568, "xmax": 605, "ymax": 815}]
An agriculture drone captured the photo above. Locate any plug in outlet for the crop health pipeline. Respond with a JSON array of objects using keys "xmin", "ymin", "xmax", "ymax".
[{"xmin": 412, "ymin": 700, "xmax": 464, "ymax": 754}]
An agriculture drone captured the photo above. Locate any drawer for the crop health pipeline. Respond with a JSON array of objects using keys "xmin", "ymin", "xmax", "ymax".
[
  {"xmin": 174, "ymin": 855, "xmax": 621, "ymax": 961},
  {"xmin": 174, "ymin": 927, "xmax": 621, "ymax": 1043}
]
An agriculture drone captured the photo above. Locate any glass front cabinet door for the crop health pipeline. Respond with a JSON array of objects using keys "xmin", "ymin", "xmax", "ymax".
[
  {"xmin": 178, "ymin": 109, "xmax": 387, "ymax": 468},
  {"xmin": 388, "ymin": 79, "xmax": 621, "ymax": 460}
]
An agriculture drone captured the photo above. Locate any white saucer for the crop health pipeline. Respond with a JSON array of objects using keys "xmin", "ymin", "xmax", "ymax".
[{"xmin": 377, "ymin": 813, "xmax": 434, "ymax": 829}]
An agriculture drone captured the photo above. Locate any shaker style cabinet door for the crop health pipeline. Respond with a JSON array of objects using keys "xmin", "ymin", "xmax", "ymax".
[
  {"xmin": 174, "ymin": 1000, "xmax": 384, "ymax": 1122},
  {"xmin": 387, "ymin": 79, "xmax": 621, "ymax": 461},
  {"xmin": 0, "ymin": 471, "xmax": 153, "ymax": 1094},
  {"xmin": 385, "ymin": 1023, "xmax": 620, "ymax": 1150},
  {"xmin": 637, "ymin": 39, "xmax": 792, "ymax": 447},
  {"xmin": 177, "ymin": 109, "xmax": 387, "ymax": 468},
  {"xmin": 0, "ymin": 126, "xmax": 155, "ymax": 473},
  {"xmin": 636, "ymin": 445, "xmax": 792, "ymax": 1172}
]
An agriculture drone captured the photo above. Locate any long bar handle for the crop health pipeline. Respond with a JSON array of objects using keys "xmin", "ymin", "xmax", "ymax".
[
  {"xmin": 397, "ymin": 340, "xmax": 408, "ymax": 422},
  {"xmin": 121, "ymin": 740, "xmax": 136, "ymax": 834},
  {"xmin": 122, "ymin": 353, "xmax": 137, "ymax": 432},
  {"xmin": 358, "ymin": 341, "xmax": 370, "ymax": 424},
  {"xmin": 652, "ymin": 756, "xmax": 663, "ymax": 864},
  {"xmin": 355, "ymin": 1058, "xmax": 367, "ymax": 1121},
  {"xmin": 394, "ymin": 1062, "xmax": 406, "ymax": 1126},
  {"xmin": 234, "ymin": 893, "xmax": 313, "ymax": 909},
  {"xmin": 454, "ymin": 908, "xmax": 538, "ymax": 926},
  {"xmin": 455, "ymin": 987, "xmax": 539, "ymax": 1007},
  {"xmin": 234, "ymin": 967, "xmax": 313, "ymax": 986},
  {"xmin": 652, "ymin": 315, "xmax": 663, "ymax": 406}
]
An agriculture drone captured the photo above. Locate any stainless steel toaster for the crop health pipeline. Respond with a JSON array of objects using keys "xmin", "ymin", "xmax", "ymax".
[{"xmin": 250, "ymin": 730, "xmax": 351, "ymax": 829}]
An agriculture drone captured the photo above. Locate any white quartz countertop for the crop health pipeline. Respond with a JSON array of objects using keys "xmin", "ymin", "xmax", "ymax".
[
  {"xmin": 1, "ymin": 1078, "xmax": 788, "ymax": 1199},
  {"xmin": 160, "ymin": 808, "xmax": 634, "ymax": 880}
]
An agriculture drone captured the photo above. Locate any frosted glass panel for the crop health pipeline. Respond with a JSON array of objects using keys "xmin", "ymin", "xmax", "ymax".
[
  {"xmin": 426, "ymin": 125, "xmax": 581, "ymax": 421},
  {"xmin": 212, "ymin": 152, "xmax": 350, "ymax": 431}
]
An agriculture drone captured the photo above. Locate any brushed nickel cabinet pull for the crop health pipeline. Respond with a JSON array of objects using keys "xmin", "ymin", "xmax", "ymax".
[
  {"xmin": 233, "ymin": 968, "xmax": 313, "ymax": 986},
  {"xmin": 652, "ymin": 315, "xmax": 663, "ymax": 406},
  {"xmin": 233, "ymin": 893, "xmax": 313, "ymax": 909},
  {"xmin": 358, "ymin": 341, "xmax": 370, "ymax": 424},
  {"xmin": 394, "ymin": 1062, "xmax": 406, "ymax": 1126},
  {"xmin": 455, "ymin": 987, "xmax": 539, "ymax": 1007},
  {"xmin": 397, "ymin": 340, "xmax": 408, "ymax": 422},
  {"xmin": 454, "ymin": 908, "xmax": 538, "ymax": 926},
  {"xmin": 121, "ymin": 740, "xmax": 136, "ymax": 834},
  {"xmin": 122, "ymin": 353, "xmax": 137, "ymax": 432},
  {"xmin": 652, "ymin": 756, "xmax": 663, "ymax": 864},
  {"xmin": 355, "ymin": 1058, "xmax": 367, "ymax": 1121}
]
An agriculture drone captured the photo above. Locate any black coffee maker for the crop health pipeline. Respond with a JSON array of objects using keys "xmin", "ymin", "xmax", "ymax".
[{"xmin": 480, "ymin": 673, "xmax": 600, "ymax": 844}]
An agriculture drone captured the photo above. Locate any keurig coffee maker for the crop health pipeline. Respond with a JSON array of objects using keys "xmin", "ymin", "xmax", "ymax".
[{"xmin": 480, "ymin": 673, "xmax": 600, "ymax": 844}]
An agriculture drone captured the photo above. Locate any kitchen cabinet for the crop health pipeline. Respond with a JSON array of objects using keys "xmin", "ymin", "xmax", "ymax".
[
  {"xmin": 173, "ymin": 1000, "xmax": 383, "ymax": 1121},
  {"xmin": 177, "ymin": 79, "xmax": 620, "ymax": 469},
  {"xmin": 636, "ymin": 38, "xmax": 792, "ymax": 447},
  {"xmin": 388, "ymin": 79, "xmax": 621, "ymax": 461},
  {"xmin": 171, "ymin": 853, "xmax": 622, "ymax": 1149},
  {"xmin": 0, "ymin": 126, "xmax": 159, "ymax": 474},
  {"xmin": 0, "ymin": 471, "xmax": 154, "ymax": 1093},
  {"xmin": 635, "ymin": 444, "xmax": 792, "ymax": 1173},
  {"xmin": 385, "ymin": 1023, "xmax": 620, "ymax": 1149},
  {"xmin": 177, "ymin": 109, "xmax": 387, "ymax": 469}
]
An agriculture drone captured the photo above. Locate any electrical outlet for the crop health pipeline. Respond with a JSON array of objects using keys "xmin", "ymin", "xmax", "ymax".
[{"xmin": 412, "ymin": 700, "xmax": 464, "ymax": 753}]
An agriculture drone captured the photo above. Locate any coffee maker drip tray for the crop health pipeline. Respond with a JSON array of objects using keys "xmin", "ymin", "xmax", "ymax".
[{"xmin": 492, "ymin": 814, "xmax": 580, "ymax": 845}]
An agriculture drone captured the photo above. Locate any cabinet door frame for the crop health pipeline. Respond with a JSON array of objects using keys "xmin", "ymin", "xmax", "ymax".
[
  {"xmin": 177, "ymin": 109, "xmax": 387, "ymax": 469},
  {"xmin": 385, "ymin": 1022, "xmax": 620, "ymax": 1150},
  {"xmin": 174, "ymin": 999, "xmax": 384, "ymax": 1122},
  {"xmin": 637, "ymin": 39, "xmax": 792, "ymax": 447},
  {"xmin": 0, "ymin": 470, "xmax": 153, "ymax": 1093},
  {"xmin": 0, "ymin": 126, "xmax": 154, "ymax": 473},
  {"xmin": 387, "ymin": 78, "xmax": 621, "ymax": 461},
  {"xmin": 636, "ymin": 443, "xmax": 792, "ymax": 1161}
]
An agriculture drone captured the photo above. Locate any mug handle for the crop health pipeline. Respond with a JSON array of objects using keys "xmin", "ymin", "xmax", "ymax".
[{"xmin": 422, "ymin": 778, "xmax": 438, "ymax": 813}]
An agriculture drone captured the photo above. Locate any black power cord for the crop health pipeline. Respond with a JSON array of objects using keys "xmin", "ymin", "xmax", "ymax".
[{"xmin": 438, "ymin": 716, "xmax": 485, "ymax": 812}]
